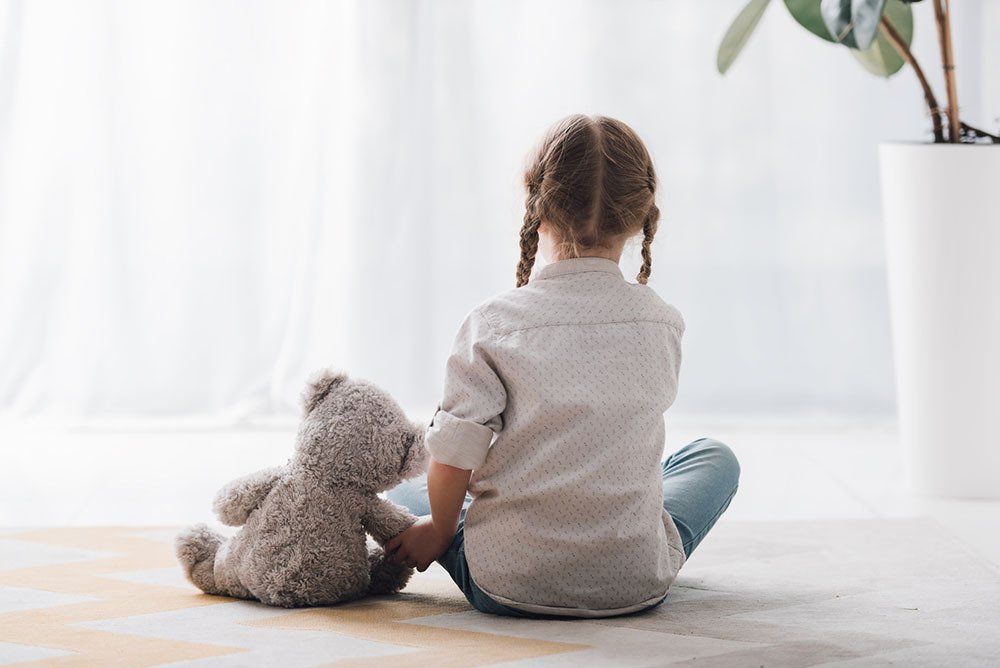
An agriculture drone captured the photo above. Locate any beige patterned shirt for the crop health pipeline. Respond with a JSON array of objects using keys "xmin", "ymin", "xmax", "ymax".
[{"xmin": 425, "ymin": 257, "xmax": 686, "ymax": 617}]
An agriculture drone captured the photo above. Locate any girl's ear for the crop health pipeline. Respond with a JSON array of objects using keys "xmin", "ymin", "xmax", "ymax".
[{"xmin": 301, "ymin": 369, "xmax": 347, "ymax": 416}]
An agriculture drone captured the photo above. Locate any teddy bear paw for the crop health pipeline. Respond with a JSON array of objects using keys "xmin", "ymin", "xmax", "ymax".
[
  {"xmin": 367, "ymin": 546, "xmax": 413, "ymax": 595},
  {"xmin": 175, "ymin": 523, "xmax": 223, "ymax": 593}
]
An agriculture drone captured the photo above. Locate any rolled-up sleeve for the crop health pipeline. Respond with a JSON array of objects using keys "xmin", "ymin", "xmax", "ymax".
[{"xmin": 426, "ymin": 308, "xmax": 506, "ymax": 470}]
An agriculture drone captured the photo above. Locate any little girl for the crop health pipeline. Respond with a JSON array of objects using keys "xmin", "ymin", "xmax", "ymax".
[{"xmin": 386, "ymin": 115, "xmax": 739, "ymax": 618}]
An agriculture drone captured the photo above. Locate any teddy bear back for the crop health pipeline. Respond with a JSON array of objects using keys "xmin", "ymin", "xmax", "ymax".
[{"xmin": 293, "ymin": 370, "xmax": 427, "ymax": 492}]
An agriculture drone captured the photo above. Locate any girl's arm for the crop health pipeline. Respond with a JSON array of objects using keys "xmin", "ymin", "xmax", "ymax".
[
  {"xmin": 427, "ymin": 458, "xmax": 472, "ymax": 539},
  {"xmin": 386, "ymin": 458, "xmax": 470, "ymax": 571},
  {"xmin": 387, "ymin": 308, "xmax": 505, "ymax": 570}
]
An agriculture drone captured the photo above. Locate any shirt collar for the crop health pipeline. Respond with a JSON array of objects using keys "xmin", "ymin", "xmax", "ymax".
[{"xmin": 534, "ymin": 257, "xmax": 624, "ymax": 281}]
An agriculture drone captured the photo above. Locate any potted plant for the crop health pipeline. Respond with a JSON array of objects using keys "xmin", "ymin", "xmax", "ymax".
[{"xmin": 717, "ymin": 0, "xmax": 1000, "ymax": 498}]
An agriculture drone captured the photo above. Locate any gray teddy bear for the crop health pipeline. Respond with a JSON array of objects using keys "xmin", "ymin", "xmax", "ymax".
[{"xmin": 175, "ymin": 370, "xmax": 428, "ymax": 607}]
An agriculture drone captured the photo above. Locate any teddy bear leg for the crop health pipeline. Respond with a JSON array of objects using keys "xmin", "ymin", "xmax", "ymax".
[
  {"xmin": 175, "ymin": 523, "xmax": 225, "ymax": 595},
  {"xmin": 366, "ymin": 545, "xmax": 413, "ymax": 595}
]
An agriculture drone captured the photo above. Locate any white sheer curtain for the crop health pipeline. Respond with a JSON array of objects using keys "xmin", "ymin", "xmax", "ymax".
[{"xmin": 0, "ymin": 0, "xmax": 995, "ymax": 424}]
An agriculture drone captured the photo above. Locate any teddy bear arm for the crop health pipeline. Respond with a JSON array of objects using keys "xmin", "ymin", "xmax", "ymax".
[
  {"xmin": 362, "ymin": 496, "xmax": 417, "ymax": 545},
  {"xmin": 212, "ymin": 466, "xmax": 284, "ymax": 526}
]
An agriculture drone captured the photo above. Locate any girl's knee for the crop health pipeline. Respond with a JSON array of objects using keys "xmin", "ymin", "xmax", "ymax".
[
  {"xmin": 385, "ymin": 476, "xmax": 430, "ymax": 515},
  {"xmin": 693, "ymin": 438, "xmax": 740, "ymax": 488}
]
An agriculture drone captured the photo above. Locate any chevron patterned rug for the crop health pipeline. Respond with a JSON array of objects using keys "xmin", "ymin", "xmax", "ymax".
[{"xmin": 1, "ymin": 520, "xmax": 997, "ymax": 666}]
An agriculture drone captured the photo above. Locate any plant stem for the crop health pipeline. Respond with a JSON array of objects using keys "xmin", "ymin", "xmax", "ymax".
[
  {"xmin": 879, "ymin": 16, "xmax": 945, "ymax": 143},
  {"xmin": 932, "ymin": 0, "xmax": 961, "ymax": 142}
]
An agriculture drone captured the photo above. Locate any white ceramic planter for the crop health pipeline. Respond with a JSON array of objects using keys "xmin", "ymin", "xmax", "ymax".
[{"xmin": 879, "ymin": 143, "xmax": 1000, "ymax": 498}]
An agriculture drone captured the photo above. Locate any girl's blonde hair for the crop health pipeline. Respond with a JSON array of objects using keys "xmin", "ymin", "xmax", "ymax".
[{"xmin": 516, "ymin": 115, "xmax": 659, "ymax": 287}]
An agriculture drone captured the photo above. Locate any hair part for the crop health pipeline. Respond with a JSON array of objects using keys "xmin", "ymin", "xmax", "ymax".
[{"xmin": 515, "ymin": 115, "xmax": 659, "ymax": 287}]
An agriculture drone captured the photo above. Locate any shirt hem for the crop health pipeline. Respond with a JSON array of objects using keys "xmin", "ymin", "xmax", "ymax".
[{"xmin": 475, "ymin": 584, "xmax": 670, "ymax": 618}]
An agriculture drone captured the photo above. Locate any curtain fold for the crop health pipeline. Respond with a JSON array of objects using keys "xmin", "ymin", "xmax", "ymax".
[{"xmin": 0, "ymin": 0, "xmax": 992, "ymax": 423}]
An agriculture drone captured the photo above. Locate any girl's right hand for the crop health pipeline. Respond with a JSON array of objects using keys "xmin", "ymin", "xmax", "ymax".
[{"xmin": 386, "ymin": 515, "xmax": 454, "ymax": 571}]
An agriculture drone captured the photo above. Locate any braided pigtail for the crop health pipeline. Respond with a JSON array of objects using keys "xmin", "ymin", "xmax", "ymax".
[
  {"xmin": 637, "ymin": 165, "xmax": 659, "ymax": 285},
  {"xmin": 515, "ymin": 211, "xmax": 541, "ymax": 288},
  {"xmin": 516, "ymin": 163, "xmax": 545, "ymax": 287},
  {"xmin": 637, "ymin": 205, "xmax": 658, "ymax": 285}
]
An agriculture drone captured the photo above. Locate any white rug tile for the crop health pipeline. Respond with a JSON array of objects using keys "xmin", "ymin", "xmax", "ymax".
[
  {"xmin": 105, "ymin": 566, "xmax": 194, "ymax": 590},
  {"xmin": 0, "ymin": 585, "xmax": 98, "ymax": 614},
  {"xmin": 0, "ymin": 641, "xmax": 74, "ymax": 665},
  {"xmin": 0, "ymin": 538, "xmax": 112, "ymax": 571}
]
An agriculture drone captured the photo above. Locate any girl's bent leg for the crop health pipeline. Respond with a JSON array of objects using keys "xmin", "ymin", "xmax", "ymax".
[{"xmin": 662, "ymin": 438, "xmax": 740, "ymax": 558}]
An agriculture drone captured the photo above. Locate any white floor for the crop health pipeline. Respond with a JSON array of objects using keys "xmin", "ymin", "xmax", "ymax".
[{"xmin": 3, "ymin": 420, "xmax": 1000, "ymax": 568}]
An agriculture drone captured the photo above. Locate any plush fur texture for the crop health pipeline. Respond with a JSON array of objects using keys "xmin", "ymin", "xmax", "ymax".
[{"xmin": 176, "ymin": 370, "xmax": 429, "ymax": 607}]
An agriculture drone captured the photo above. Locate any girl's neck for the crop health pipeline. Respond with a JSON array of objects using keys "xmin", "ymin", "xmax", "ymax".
[
  {"xmin": 548, "ymin": 247, "xmax": 622, "ymax": 264},
  {"xmin": 538, "ymin": 223, "xmax": 628, "ymax": 265}
]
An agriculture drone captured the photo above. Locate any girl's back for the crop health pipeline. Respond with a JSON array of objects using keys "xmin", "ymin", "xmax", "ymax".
[{"xmin": 452, "ymin": 257, "xmax": 686, "ymax": 614}]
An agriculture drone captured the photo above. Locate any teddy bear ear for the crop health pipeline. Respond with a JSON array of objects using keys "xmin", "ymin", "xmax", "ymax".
[{"xmin": 301, "ymin": 369, "xmax": 347, "ymax": 416}]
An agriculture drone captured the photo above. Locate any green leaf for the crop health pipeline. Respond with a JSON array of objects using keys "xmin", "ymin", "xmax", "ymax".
[
  {"xmin": 850, "ymin": 0, "xmax": 913, "ymax": 76},
  {"xmin": 820, "ymin": 0, "xmax": 886, "ymax": 49},
  {"xmin": 717, "ymin": 0, "xmax": 772, "ymax": 74},
  {"xmin": 783, "ymin": 0, "xmax": 835, "ymax": 42}
]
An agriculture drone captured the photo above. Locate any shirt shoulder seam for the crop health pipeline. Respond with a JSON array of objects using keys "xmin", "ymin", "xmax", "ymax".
[
  {"xmin": 537, "ymin": 269, "xmax": 625, "ymax": 281},
  {"xmin": 491, "ymin": 318, "xmax": 683, "ymax": 342},
  {"xmin": 471, "ymin": 305, "xmax": 503, "ymax": 344}
]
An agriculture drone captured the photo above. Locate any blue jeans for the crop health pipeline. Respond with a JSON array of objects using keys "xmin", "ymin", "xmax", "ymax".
[{"xmin": 386, "ymin": 437, "xmax": 740, "ymax": 618}]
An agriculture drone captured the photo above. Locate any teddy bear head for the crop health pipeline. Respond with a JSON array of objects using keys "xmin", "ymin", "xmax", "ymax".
[{"xmin": 292, "ymin": 370, "xmax": 428, "ymax": 491}]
